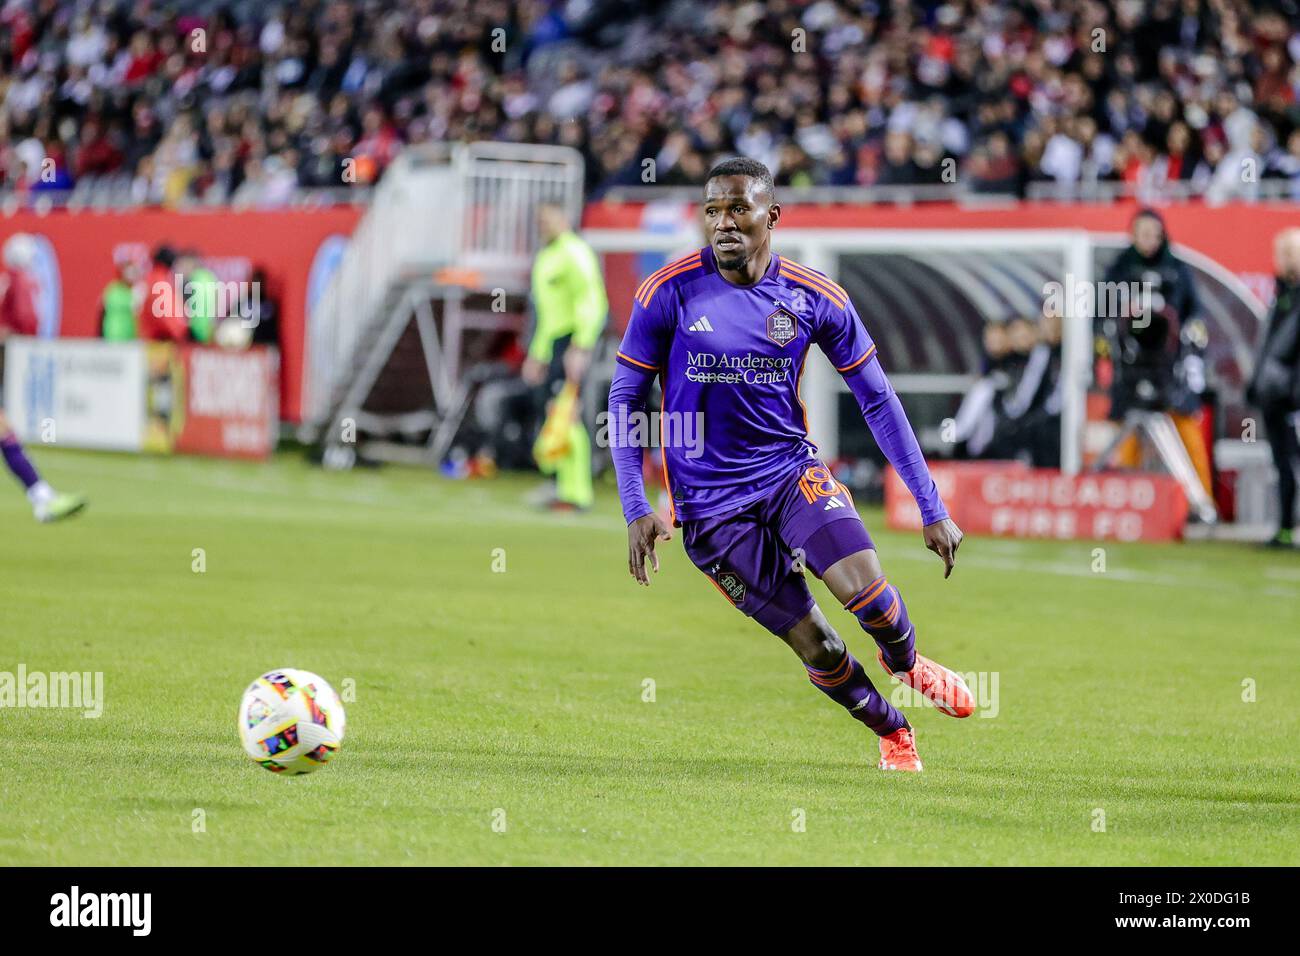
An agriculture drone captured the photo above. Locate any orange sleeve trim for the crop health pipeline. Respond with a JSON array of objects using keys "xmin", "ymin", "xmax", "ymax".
[
  {"xmin": 639, "ymin": 257, "xmax": 703, "ymax": 307},
  {"xmin": 835, "ymin": 343, "xmax": 877, "ymax": 374},
  {"xmin": 779, "ymin": 268, "xmax": 847, "ymax": 311},
  {"xmin": 781, "ymin": 260, "xmax": 849, "ymax": 302},
  {"xmin": 634, "ymin": 252, "xmax": 702, "ymax": 303},
  {"xmin": 617, "ymin": 351, "xmax": 659, "ymax": 371},
  {"xmin": 634, "ymin": 258, "xmax": 681, "ymax": 303}
]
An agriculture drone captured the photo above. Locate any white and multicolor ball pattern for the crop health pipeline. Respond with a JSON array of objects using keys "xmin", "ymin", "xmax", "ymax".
[{"xmin": 238, "ymin": 669, "xmax": 346, "ymax": 775}]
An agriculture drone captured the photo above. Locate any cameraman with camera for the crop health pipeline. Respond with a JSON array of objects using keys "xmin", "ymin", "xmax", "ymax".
[
  {"xmin": 1246, "ymin": 228, "xmax": 1300, "ymax": 549},
  {"xmin": 1099, "ymin": 208, "xmax": 1213, "ymax": 502}
]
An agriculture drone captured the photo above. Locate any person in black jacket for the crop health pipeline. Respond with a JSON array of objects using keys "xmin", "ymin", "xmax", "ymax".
[
  {"xmin": 1099, "ymin": 207, "xmax": 1213, "ymax": 496},
  {"xmin": 1246, "ymin": 228, "xmax": 1300, "ymax": 548}
]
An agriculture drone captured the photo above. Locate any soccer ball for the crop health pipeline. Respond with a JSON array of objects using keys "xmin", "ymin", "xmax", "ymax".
[{"xmin": 238, "ymin": 669, "xmax": 346, "ymax": 775}]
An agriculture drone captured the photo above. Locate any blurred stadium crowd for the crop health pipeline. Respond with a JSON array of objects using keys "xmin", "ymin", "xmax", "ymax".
[{"xmin": 2, "ymin": 0, "xmax": 1299, "ymax": 205}]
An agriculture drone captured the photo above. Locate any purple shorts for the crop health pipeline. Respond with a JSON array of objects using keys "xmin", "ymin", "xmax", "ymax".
[{"xmin": 681, "ymin": 460, "xmax": 875, "ymax": 636}]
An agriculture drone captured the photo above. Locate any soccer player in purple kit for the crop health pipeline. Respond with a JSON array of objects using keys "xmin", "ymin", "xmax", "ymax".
[{"xmin": 607, "ymin": 158, "xmax": 974, "ymax": 772}]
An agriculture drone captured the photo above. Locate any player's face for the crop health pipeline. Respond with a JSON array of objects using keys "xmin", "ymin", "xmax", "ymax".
[{"xmin": 703, "ymin": 176, "xmax": 778, "ymax": 270}]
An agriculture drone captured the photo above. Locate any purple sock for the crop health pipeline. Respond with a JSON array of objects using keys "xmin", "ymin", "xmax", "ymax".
[
  {"xmin": 805, "ymin": 650, "xmax": 907, "ymax": 736},
  {"xmin": 845, "ymin": 576, "xmax": 917, "ymax": 673},
  {"xmin": 1, "ymin": 434, "xmax": 40, "ymax": 490}
]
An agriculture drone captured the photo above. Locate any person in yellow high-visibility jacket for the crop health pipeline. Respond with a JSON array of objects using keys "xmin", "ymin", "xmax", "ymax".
[{"xmin": 522, "ymin": 202, "xmax": 608, "ymax": 510}]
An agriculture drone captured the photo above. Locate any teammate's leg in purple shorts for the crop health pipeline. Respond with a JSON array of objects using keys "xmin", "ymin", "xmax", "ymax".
[
  {"xmin": 0, "ymin": 410, "xmax": 86, "ymax": 522},
  {"xmin": 1, "ymin": 412, "xmax": 50, "ymax": 511}
]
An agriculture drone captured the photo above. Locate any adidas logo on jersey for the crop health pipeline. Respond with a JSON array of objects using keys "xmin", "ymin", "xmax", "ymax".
[
  {"xmin": 823, "ymin": 496, "xmax": 845, "ymax": 510},
  {"xmin": 687, "ymin": 316, "xmax": 714, "ymax": 332}
]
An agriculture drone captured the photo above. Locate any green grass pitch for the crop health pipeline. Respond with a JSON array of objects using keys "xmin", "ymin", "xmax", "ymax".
[{"xmin": 1, "ymin": 448, "xmax": 1296, "ymax": 866}]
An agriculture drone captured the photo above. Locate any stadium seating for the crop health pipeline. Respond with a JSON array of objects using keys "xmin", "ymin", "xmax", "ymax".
[{"xmin": 2, "ymin": 0, "xmax": 1299, "ymax": 205}]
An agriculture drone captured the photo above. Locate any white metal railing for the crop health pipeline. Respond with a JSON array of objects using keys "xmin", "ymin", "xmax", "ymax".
[
  {"xmin": 455, "ymin": 142, "xmax": 586, "ymax": 275},
  {"xmin": 302, "ymin": 141, "xmax": 584, "ymax": 429},
  {"xmin": 302, "ymin": 147, "xmax": 453, "ymax": 427}
]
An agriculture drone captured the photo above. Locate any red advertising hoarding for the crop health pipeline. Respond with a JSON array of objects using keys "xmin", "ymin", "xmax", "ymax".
[
  {"xmin": 174, "ymin": 346, "xmax": 278, "ymax": 460},
  {"xmin": 884, "ymin": 461, "xmax": 1190, "ymax": 542}
]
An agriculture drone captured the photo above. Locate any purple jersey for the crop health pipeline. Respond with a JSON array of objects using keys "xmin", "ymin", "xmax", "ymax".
[{"xmin": 610, "ymin": 245, "xmax": 947, "ymax": 526}]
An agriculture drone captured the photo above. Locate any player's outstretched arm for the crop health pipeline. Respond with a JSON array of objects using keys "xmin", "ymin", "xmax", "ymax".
[
  {"xmin": 815, "ymin": 292, "xmax": 958, "ymax": 576},
  {"xmin": 608, "ymin": 360, "xmax": 672, "ymax": 584},
  {"xmin": 611, "ymin": 280, "xmax": 674, "ymax": 584},
  {"xmin": 843, "ymin": 360, "xmax": 960, "ymax": 577}
]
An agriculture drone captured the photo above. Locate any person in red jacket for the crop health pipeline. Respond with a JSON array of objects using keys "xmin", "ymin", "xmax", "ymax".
[
  {"xmin": 0, "ymin": 233, "xmax": 87, "ymax": 523},
  {"xmin": 139, "ymin": 244, "xmax": 188, "ymax": 342}
]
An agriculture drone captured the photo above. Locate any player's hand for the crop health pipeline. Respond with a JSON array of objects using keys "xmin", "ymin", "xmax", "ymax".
[
  {"xmin": 923, "ymin": 518, "xmax": 963, "ymax": 579},
  {"xmin": 628, "ymin": 513, "xmax": 672, "ymax": 586},
  {"xmin": 521, "ymin": 356, "xmax": 546, "ymax": 386}
]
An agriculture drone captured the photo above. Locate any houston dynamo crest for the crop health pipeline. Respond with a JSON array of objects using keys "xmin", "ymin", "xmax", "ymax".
[
  {"xmin": 766, "ymin": 307, "xmax": 798, "ymax": 347},
  {"xmin": 716, "ymin": 570, "xmax": 747, "ymax": 604}
]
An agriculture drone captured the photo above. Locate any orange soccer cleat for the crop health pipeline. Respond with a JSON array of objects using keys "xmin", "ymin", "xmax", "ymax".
[
  {"xmin": 878, "ymin": 726, "xmax": 923, "ymax": 772},
  {"xmin": 878, "ymin": 651, "xmax": 975, "ymax": 718}
]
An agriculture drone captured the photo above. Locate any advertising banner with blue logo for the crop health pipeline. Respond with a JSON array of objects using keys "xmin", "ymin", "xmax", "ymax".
[
  {"xmin": 3, "ymin": 338, "xmax": 148, "ymax": 451},
  {"xmin": 2, "ymin": 338, "xmax": 277, "ymax": 459}
]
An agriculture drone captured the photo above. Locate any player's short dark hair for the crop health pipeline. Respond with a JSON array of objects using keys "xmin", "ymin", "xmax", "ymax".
[{"xmin": 705, "ymin": 157, "xmax": 775, "ymax": 203}]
